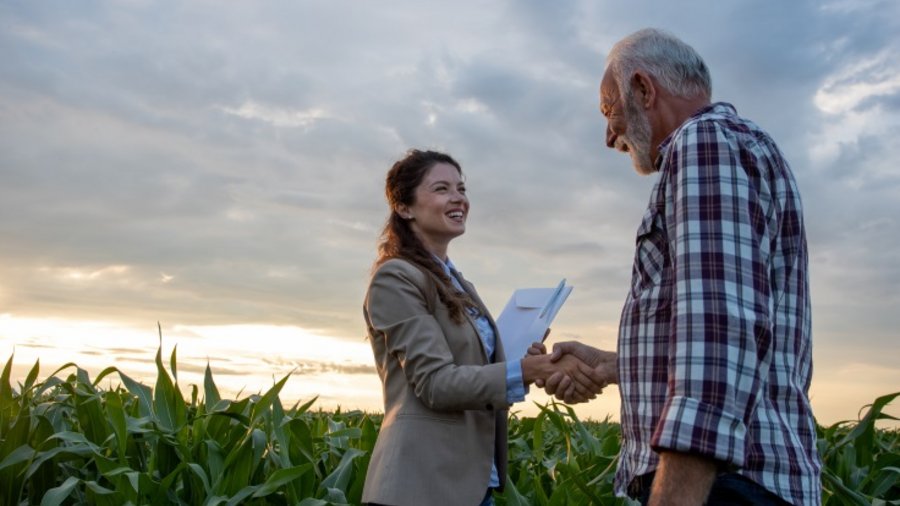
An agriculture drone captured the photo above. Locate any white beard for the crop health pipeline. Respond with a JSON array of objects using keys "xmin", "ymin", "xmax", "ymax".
[{"xmin": 618, "ymin": 88, "xmax": 656, "ymax": 175}]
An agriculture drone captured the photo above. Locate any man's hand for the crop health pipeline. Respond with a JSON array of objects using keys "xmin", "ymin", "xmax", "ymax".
[
  {"xmin": 520, "ymin": 352, "xmax": 604, "ymax": 402},
  {"xmin": 523, "ymin": 342, "xmax": 607, "ymax": 403},
  {"xmin": 548, "ymin": 354, "xmax": 603, "ymax": 402},
  {"xmin": 543, "ymin": 341, "xmax": 618, "ymax": 403}
]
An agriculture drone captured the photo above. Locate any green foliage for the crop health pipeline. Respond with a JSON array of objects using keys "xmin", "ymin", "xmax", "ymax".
[
  {"xmin": 1, "ymin": 345, "xmax": 898, "ymax": 504},
  {"xmin": 0, "ymin": 346, "xmax": 375, "ymax": 505},
  {"xmin": 502, "ymin": 403, "xmax": 624, "ymax": 505},
  {"xmin": 819, "ymin": 392, "xmax": 900, "ymax": 505}
]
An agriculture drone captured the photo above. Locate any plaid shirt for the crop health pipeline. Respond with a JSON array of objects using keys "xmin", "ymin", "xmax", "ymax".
[{"xmin": 615, "ymin": 103, "xmax": 821, "ymax": 505}]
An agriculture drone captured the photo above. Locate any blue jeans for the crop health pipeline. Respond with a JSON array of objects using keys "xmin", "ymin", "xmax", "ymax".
[{"xmin": 637, "ymin": 472, "xmax": 790, "ymax": 506}]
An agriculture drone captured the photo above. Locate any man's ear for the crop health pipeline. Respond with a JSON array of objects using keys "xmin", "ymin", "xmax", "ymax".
[{"xmin": 631, "ymin": 71, "xmax": 656, "ymax": 109}]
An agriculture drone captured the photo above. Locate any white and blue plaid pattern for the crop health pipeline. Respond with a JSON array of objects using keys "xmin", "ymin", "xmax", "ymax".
[{"xmin": 615, "ymin": 103, "xmax": 821, "ymax": 505}]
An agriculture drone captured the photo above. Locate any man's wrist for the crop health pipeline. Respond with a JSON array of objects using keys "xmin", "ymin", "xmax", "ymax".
[{"xmin": 648, "ymin": 451, "xmax": 717, "ymax": 506}]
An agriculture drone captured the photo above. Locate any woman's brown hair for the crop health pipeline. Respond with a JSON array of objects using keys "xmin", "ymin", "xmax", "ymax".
[{"xmin": 375, "ymin": 149, "xmax": 474, "ymax": 323}]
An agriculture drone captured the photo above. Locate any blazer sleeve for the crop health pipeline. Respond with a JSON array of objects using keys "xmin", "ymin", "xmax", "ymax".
[{"xmin": 366, "ymin": 260, "xmax": 509, "ymax": 411}]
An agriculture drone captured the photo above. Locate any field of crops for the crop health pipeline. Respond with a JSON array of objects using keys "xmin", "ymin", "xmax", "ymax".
[{"xmin": 2, "ymin": 344, "xmax": 898, "ymax": 505}]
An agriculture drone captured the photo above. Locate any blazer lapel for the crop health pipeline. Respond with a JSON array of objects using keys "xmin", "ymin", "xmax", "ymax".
[{"xmin": 452, "ymin": 269, "xmax": 498, "ymax": 364}]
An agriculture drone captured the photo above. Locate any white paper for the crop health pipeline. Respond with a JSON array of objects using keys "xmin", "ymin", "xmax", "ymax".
[{"xmin": 495, "ymin": 279, "xmax": 573, "ymax": 361}]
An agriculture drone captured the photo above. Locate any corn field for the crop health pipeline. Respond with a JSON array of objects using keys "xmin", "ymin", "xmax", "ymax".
[{"xmin": 1, "ymin": 343, "xmax": 898, "ymax": 505}]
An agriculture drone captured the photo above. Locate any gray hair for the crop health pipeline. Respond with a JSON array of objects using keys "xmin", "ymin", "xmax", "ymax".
[{"xmin": 606, "ymin": 28, "xmax": 711, "ymax": 100}]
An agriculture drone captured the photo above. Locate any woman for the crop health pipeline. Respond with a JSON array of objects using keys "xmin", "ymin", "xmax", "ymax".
[{"xmin": 362, "ymin": 149, "xmax": 598, "ymax": 506}]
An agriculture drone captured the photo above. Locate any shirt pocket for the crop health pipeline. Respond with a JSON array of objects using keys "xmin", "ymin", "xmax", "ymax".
[{"xmin": 630, "ymin": 207, "xmax": 669, "ymax": 301}]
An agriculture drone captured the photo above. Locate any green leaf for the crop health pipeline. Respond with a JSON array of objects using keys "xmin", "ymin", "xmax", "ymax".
[
  {"xmin": 23, "ymin": 359, "xmax": 40, "ymax": 393},
  {"xmin": 153, "ymin": 341, "xmax": 186, "ymax": 432},
  {"xmin": 159, "ymin": 461, "xmax": 187, "ymax": 498},
  {"xmin": 92, "ymin": 366, "xmax": 120, "ymax": 386},
  {"xmin": 358, "ymin": 415, "xmax": 377, "ymax": 454},
  {"xmin": 322, "ymin": 487, "xmax": 349, "ymax": 504},
  {"xmin": 867, "ymin": 465, "xmax": 900, "ymax": 498},
  {"xmin": 168, "ymin": 341, "xmax": 178, "ymax": 384},
  {"xmin": 502, "ymin": 476, "xmax": 531, "ymax": 506},
  {"xmin": 105, "ymin": 391, "xmax": 128, "ymax": 463},
  {"xmin": 117, "ymin": 371, "xmax": 153, "ymax": 418},
  {"xmin": 249, "ymin": 373, "xmax": 291, "ymax": 424},
  {"xmin": 297, "ymin": 499, "xmax": 329, "ymax": 506},
  {"xmin": 125, "ymin": 471, "xmax": 140, "ymax": 494},
  {"xmin": 837, "ymin": 391, "xmax": 900, "ymax": 467},
  {"xmin": 204, "ymin": 362, "xmax": 221, "ymax": 406},
  {"xmin": 204, "ymin": 440, "xmax": 225, "ymax": 490},
  {"xmin": 205, "ymin": 496, "xmax": 228, "ymax": 506},
  {"xmin": 84, "ymin": 480, "xmax": 115, "ymax": 495},
  {"xmin": 822, "ymin": 469, "xmax": 873, "ymax": 506},
  {"xmin": 186, "ymin": 462, "xmax": 211, "ymax": 496},
  {"xmin": 533, "ymin": 409, "xmax": 546, "ymax": 463},
  {"xmin": 224, "ymin": 485, "xmax": 260, "ymax": 506},
  {"xmin": 293, "ymin": 395, "xmax": 318, "ymax": 415},
  {"xmin": 0, "ymin": 445, "xmax": 35, "ymax": 472},
  {"xmin": 1, "ymin": 353, "xmax": 14, "ymax": 413},
  {"xmin": 26, "ymin": 445, "xmax": 98, "ymax": 480},
  {"xmin": 252, "ymin": 464, "xmax": 314, "ymax": 497},
  {"xmin": 40, "ymin": 476, "xmax": 79, "ymax": 506},
  {"xmin": 216, "ymin": 427, "xmax": 267, "ymax": 496},
  {"xmin": 319, "ymin": 448, "xmax": 365, "ymax": 493}
]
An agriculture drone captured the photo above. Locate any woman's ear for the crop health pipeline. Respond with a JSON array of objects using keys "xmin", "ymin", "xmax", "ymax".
[{"xmin": 395, "ymin": 204, "xmax": 410, "ymax": 219}]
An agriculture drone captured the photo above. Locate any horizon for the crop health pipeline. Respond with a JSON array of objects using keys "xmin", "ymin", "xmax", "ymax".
[
  {"xmin": 2, "ymin": 315, "xmax": 896, "ymax": 427},
  {"xmin": 2, "ymin": 1, "xmax": 899, "ymax": 428}
]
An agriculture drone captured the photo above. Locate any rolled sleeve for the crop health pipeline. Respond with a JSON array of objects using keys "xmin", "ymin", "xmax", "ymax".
[{"xmin": 651, "ymin": 395, "xmax": 747, "ymax": 467}]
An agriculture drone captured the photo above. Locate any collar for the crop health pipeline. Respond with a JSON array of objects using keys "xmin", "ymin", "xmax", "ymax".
[
  {"xmin": 654, "ymin": 102, "xmax": 737, "ymax": 171},
  {"xmin": 433, "ymin": 254, "xmax": 464, "ymax": 286}
]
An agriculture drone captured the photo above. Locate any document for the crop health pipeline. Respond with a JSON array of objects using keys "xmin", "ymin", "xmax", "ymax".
[{"xmin": 496, "ymin": 279, "xmax": 573, "ymax": 361}]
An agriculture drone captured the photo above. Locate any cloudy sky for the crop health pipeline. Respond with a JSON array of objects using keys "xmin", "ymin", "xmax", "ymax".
[{"xmin": 1, "ymin": 0, "xmax": 898, "ymax": 424}]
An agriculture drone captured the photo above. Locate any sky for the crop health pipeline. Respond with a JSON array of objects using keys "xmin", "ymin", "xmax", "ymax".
[{"xmin": 1, "ymin": 0, "xmax": 899, "ymax": 426}]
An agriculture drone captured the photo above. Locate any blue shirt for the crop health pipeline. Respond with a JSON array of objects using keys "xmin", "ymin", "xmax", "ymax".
[{"xmin": 437, "ymin": 256, "xmax": 527, "ymax": 489}]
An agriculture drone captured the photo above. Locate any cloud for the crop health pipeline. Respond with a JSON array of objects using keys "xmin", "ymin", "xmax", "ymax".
[
  {"xmin": 814, "ymin": 52, "xmax": 900, "ymax": 115},
  {"xmin": 218, "ymin": 101, "xmax": 333, "ymax": 129},
  {"xmin": 1, "ymin": 0, "xmax": 899, "ymax": 423}
]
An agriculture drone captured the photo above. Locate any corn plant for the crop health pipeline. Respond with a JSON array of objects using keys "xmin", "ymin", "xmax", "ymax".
[
  {"xmin": 819, "ymin": 391, "xmax": 900, "ymax": 505},
  {"xmin": 1, "ymin": 336, "xmax": 898, "ymax": 505},
  {"xmin": 0, "ymin": 335, "xmax": 375, "ymax": 505},
  {"xmin": 502, "ymin": 403, "xmax": 624, "ymax": 505}
]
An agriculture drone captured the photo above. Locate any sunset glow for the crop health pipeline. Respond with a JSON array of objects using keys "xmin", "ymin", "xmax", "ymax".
[{"xmin": 2, "ymin": 0, "xmax": 898, "ymax": 431}]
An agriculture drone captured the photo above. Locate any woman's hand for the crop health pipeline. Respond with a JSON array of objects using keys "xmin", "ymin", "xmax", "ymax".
[
  {"xmin": 521, "ymin": 352, "xmax": 604, "ymax": 403},
  {"xmin": 525, "ymin": 341, "xmax": 548, "ymax": 387},
  {"xmin": 542, "ymin": 341, "xmax": 617, "ymax": 404}
]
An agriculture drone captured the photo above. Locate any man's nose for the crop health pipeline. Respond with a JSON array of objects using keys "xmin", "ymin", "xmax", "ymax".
[{"xmin": 605, "ymin": 123, "xmax": 617, "ymax": 149}]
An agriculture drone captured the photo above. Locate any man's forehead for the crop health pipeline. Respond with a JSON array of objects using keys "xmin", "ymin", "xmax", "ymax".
[{"xmin": 599, "ymin": 70, "xmax": 618, "ymax": 105}]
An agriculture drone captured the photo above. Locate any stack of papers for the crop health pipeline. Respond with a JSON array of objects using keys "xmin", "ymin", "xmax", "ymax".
[{"xmin": 496, "ymin": 279, "xmax": 573, "ymax": 361}]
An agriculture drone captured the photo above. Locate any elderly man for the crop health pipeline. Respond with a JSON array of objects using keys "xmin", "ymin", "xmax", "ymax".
[{"xmin": 536, "ymin": 29, "xmax": 822, "ymax": 505}]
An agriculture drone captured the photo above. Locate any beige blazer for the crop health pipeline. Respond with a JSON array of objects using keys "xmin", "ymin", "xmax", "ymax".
[{"xmin": 361, "ymin": 258, "xmax": 510, "ymax": 506}]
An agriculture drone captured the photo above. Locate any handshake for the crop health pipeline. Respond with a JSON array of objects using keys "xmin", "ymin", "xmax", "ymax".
[{"xmin": 520, "ymin": 341, "xmax": 617, "ymax": 404}]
